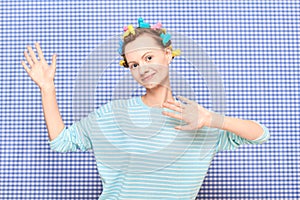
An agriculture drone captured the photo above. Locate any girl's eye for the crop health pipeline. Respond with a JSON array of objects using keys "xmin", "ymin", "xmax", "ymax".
[
  {"xmin": 146, "ymin": 56, "xmax": 152, "ymax": 61},
  {"xmin": 130, "ymin": 63, "xmax": 139, "ymax": 69}
]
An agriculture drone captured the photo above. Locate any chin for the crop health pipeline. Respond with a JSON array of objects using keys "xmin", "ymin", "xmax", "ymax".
[
  {"xmin": 143, "ymin": 81, "xmax": 164, "ymax": 90},
  {"xmin": 143, "ymin": 83, "xmax": 158, "ymax": 90}
]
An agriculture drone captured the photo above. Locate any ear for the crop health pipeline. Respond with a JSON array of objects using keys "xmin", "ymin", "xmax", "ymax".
[{"xmin": 165, "ymin": 47, "xmax": 172, "ymax": 64}]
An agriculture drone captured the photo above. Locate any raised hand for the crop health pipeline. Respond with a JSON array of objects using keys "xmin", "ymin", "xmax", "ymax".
[
  {"xmin": 162, "ymin": 96, "xmax": 213, "ymax": 130},
  {"xmin": 21, "ymin": 42, "xmax": 57, "ymax": 90}
]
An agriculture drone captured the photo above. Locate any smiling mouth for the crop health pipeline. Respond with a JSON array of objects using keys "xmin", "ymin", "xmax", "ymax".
[{"xmin": 142, "ymin": 73, "xmax": 156, "ymax": 82}]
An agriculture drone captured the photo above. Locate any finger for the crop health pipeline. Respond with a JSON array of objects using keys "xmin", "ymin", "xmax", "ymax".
[
  {"xmin": 163, "ymin": 102, "xmax": 183, "ymax": 113},
  {"xmin": 24, "ymin": 51, "xmax": 34, "ymax": 67},
  {"xmin": 35, "ymin": 42, "xmax": 45, "ymax": 61},
  {"xmin": 177, "ymin": 95, "xmax": 192, "ymax": 104},
  {"xmin": 166, "ymin": 99, "xmax": 183, "ymax": 108},
  {"xmin": 21, "ymin": 61, "xmax": 31, "ymax": 74},
  {"xmin": 51, "ymin": 54, "xmax": 57, "ymax": 68},
  {"xmin": 175, "ymin": 125, "xmax": 194, "ymax": 131},
  {"xmin": 27, "ymin": 45, "xmax": 38, "ymax": 63},
  {"xmin": 162, "ymin": 111, "xmax": 183, "ymax": 121}
]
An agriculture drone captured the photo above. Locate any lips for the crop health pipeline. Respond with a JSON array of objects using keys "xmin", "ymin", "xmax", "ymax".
[{"xmin": 142, "ymin": 73, "xmax": 156, "ymax": 82}]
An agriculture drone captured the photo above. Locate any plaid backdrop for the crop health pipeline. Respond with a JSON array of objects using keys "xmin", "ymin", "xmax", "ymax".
[{"xmin": 0, "ymin": 1, "xmax": 299, "ymax": 199}]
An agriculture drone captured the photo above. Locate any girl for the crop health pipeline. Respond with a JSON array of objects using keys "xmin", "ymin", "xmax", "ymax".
[{"xmin": 21, "ymin": 18, "xmax": 270, "ymax": 200}]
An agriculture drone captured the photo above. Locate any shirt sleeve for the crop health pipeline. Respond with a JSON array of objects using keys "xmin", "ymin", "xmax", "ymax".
[
  {"xmin": 48, "ymin": 110, "xmax": 99, "ymax": 153},
  {"xmin": 215, "ymin": 120, "xmax": 270, "ymax": 152}
]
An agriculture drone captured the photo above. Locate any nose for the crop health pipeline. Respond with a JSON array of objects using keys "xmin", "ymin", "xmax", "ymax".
[{"xmin": 138, "ymin": 62, "xmax": 149, "ymax": 75}]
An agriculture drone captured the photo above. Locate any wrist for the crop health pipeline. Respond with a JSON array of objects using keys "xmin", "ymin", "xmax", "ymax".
[
  {"xmin": 40, "ymin": 82, "xmax": 56, "ymax": 94},
  {"xmin": 206, "ymin": 111, "xmax": 225, "ymax": 129}
]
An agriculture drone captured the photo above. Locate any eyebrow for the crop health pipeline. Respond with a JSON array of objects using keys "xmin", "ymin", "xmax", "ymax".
[{"xmin": 127, "ymin": 51, "xmax": 153, "ymax": 65}]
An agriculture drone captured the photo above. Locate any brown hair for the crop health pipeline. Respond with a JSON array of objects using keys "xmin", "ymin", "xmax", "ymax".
[{"xmin": 121, "ymin": 28, "xmax": 172, "ymax": 68}]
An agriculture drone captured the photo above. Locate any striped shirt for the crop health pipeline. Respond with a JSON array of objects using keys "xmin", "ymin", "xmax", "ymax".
[{"xmin": 49, "ymin": 96, "xmax": 270, "ymax": 200}]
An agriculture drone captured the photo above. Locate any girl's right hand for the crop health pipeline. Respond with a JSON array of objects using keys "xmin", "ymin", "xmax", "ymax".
[{"xmin": 21, "ymin": 42, "xmax": 57, "ymax": 91}]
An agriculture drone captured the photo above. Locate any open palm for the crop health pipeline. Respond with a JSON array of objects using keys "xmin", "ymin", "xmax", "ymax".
[
  {"xmin": 21, "ymin": 42, "xmax": 57, "ymax": 90},
  {"xmin": 162, "ymin": 96, "xmax": 212, "ymax": 130}
]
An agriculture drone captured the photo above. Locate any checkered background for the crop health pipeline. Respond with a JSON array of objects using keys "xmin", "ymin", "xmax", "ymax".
[{"xmin": 1, "ymin": 1, "xmax": 299, "ymax": 199}]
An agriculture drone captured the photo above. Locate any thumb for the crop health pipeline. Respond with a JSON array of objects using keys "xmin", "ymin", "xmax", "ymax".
[
  {"xmin": 51, "ymin": 54, "xmax": 57, "ymax": 68},
  {"xmin": 50, "ymin": 54, "xmax": 57, "ymax": 77},
  {"xmin": 176, "ymin": 124, "xmax": 195, "ymax": 131}
]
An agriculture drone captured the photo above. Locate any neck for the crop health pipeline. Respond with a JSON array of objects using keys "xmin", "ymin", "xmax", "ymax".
[{"xmin": 142, "ymin": 83, "xmax": 174, "ymax": 108}]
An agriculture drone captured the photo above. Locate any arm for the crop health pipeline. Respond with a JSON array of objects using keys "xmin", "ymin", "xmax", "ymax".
[
  {"xmin": 162, "ymin": 96, "xmax": 268, "ymax": 141},
  {"xmin": 40, "ymin": 84, "xmax": 65, "ymax": 141},
  {"xmin": 212, "ymin": 112, "xmax": 270, "ymax": 152},
  {"xmin": 22, "ymin": 42, "xmax": 93, "ymax": 153},
  {"xmin": 22, "ymin": 42, "xmax": 64, "ymax": 141},
  {"xmin": 208, "ymin": 112, "xmax": 264, "ymax": 141}
]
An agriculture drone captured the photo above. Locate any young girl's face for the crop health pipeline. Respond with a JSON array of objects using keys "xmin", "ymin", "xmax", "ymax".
[{"xmin": 124, "ymin": 34, "xmax": 172, "ymax": 89}]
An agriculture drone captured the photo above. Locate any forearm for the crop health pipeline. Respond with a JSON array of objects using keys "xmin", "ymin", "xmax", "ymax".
[
  {"xmin": 40, "ymin": 83, "xmax": 65, "ymax": 141},
  {"xmin": 223, "ymin": 116, "xmax": 263, "ymax": 140},
  {"xmin": 208, "ymin": 112, "xmax": 264, "ymax": 141}
]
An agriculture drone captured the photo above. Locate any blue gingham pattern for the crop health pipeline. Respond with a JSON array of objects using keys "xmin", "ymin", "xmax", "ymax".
[{"xmin": 1, "ymin": 1, "xmax": 299, "ymax": 199}]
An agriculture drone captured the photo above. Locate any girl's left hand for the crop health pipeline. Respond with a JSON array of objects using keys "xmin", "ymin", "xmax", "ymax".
[{"xmin": 162, "ymin": 96, "xmax": 212, "ymax": 130}]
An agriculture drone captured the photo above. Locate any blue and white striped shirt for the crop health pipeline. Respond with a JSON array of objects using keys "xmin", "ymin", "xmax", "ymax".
[{"xmin": 49, "ymin": 96, "xmax": 270, "ymax": 200}]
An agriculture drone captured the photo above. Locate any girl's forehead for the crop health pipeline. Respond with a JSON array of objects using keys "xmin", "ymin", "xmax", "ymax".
[
  {"xmin": 125, "ymin": 47, "xmax": 162, "ymax": 60},
  {"xmin": 124, "ymin": 34, "xmax": 161, "ymax": 55}
]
